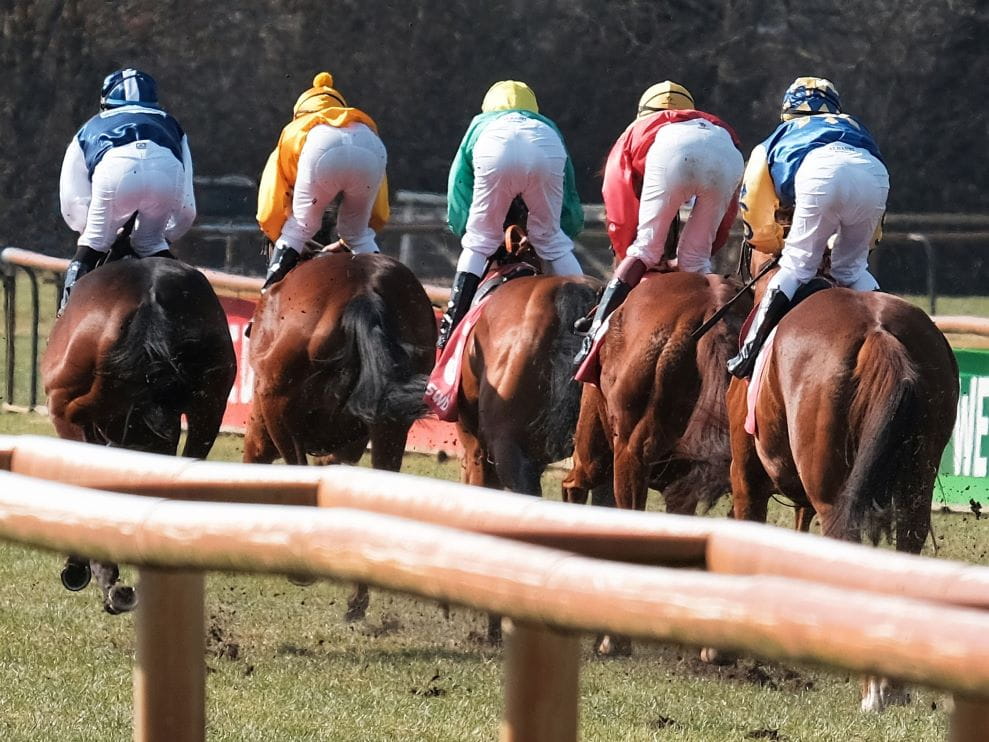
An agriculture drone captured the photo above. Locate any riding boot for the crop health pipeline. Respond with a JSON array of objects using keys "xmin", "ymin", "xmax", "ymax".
[
  {"xmin": 436, "ymin": 271, "xmax": 481, "ymax": 350},
  {"xmin": 727, "ymin": 288, "xmax": 792, "ymax": 379},
  {"xmin": 58, "ymin": 246, "xmax": 104, "ymax": 317},
  {"xmin": 261, "ymin": 244, "xmax": 300, "ymax": 291},
  {"xmin": 573, "ymin": 257, "xmax": 647, "ymax": 367}
]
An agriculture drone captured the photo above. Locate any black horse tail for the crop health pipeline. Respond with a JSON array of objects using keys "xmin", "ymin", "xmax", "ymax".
[
  {"xmin": 532, "ymin": 280, "xmax": 599, "ymax": 462},
  {"xmin": 827, "ymin": 329, "xmax": 920, "ymax": 542},
  {"xmin": 98, "ymin": 291, "xmax": 188, "ymax": 433},
  {"xmin": 327, "ymin": 291, "xmax": 428, "ymax": 427}
]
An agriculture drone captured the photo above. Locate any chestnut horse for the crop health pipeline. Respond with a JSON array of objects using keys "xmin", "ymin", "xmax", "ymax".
[
  {"xmin": 42, "ymin": 256, "xmax": 237, "ymax": 613},
  {"xmin": 561, "ymin": 270, "xmax": 749, "ymax": 656},
  {"xmin": 728, "ymin": 248, "xmax": 958, "ymax": 710},
  {"xmin": 243, "ymin": 251, "xmax": 436, "ymax": 619},
  {"xmin": 457, "ymin": 274, "xmax": 600, "ymax": 495}
]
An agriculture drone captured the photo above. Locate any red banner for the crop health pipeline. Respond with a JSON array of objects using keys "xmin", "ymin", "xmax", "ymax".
[{"xmin": 217, "ymin": 296, "xmax": 461, "ymax": 457}]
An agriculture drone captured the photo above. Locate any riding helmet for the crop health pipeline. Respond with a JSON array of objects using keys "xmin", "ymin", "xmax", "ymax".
[
  {"xmin": 100, "ymin": 68, "xmax": 159, "ymax": 110},
  {"xmin": 780, "ymin": 77, "xmax": 841, "ymax": 121},
  {"xmin": 637, "ymin": 81, "xmax": 694, "ymax": 117}
]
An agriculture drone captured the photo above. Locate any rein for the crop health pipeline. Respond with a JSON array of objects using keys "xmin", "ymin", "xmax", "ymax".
[{"xmin": 690, "ymin": 248, "xmax": 780, "ymax": 340}]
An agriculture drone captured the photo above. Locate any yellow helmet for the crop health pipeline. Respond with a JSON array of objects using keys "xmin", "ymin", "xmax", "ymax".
[
  {"xmin": 293, "ymin": 72, "xmax": 348, "ymax": 118},
  {"xmin": 481, "ymin": 80, "xmax": 539, "ymax": 113},
  {"xmin": 637, "ymin": 81, "xmax": 694, "ymax": 118}
]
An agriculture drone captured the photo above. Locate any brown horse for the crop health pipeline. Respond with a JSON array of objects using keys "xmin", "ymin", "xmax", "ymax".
[
  {"xmin": 728, "ymin": 249, "xmax": 959, "ymax": 710},
  {"xmin": 243, "ymin": 251, "xmax": 436, "ymax": 619},
  {"xmin": 42, "ymin": 256, "xmax": 237, "ymax": 613},
  {"xmin": 456, "ymin": 274, "xmax": 600, "ymax": 495},
  {"xmin": 561, "ymin": 270, "xmax": 749, "ymax": 655}
]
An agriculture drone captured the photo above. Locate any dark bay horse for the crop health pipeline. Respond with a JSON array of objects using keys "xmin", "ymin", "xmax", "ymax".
[
  {"xmin": 243, "ymin": 251, "xmax": 436, "ymax": 619},
  {"xmin": 42, "ymin": 256, "xmax": 237, "ymax": 613},
  {"xmin": 728, "ymin": 249, "xmax": 959, "ymax": 710},
  {"xmin": 562, "ymin": 270, "xmax": 749, "ymax": 656},
  {"xmin": 456, "ymin": 274, "xmax": 599, "ymax": 495}
]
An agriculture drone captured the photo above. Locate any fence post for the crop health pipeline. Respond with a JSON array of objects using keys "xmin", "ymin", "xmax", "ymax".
[
  {"xmin": 500, "ymin": 620, "xmax": 579, "ymax": 742},
  {"xmin": 3, "ymin": 263, "xmax": 16, "ymax": 408},
  {"xmin": 907, "ymin": 233, "xmax": 936, "ymax": 314},
  {"xmin": 22, "ymin": 267, "xmax": 40, "ymax": 410},
  {"xmin": 949, "ymin": 695, "xmax": 989, "ymax": 741},
  {"xmin": 134, "ymin": 568, "xmax": 205, "ymax": 742}
]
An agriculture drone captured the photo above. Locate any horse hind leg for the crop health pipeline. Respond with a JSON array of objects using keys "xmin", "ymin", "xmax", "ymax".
[
  {"xmin": 90, "ymin": 561, "xmax": 137, "ymax": 615},
  {"xmin": 181, "ymin": 392, "xmax": 229, "ymax": 460}
]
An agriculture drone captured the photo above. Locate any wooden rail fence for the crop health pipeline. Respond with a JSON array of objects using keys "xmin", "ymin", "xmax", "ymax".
[{"xmin": 2, "ymin": 435, "xmax": 989, "ymax": 741}]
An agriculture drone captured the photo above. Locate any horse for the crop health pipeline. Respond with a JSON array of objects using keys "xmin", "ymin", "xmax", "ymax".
[
  {"xmin": 42, "ymin": 256, "xmax": 237, "ymax": 614},
  {"xmin": 727, "ymin": 246, "xmax": 959, "ymax": 711},
  {"xmin": 243, "ymin": 250, "xmax": 437, "ymax": 620},
  {"xmin": 561, "ymin": 269, "xmax": 750, "ymax": 655},
  {"xmin": 455, "ymin": 273, "xmax": 600, "ymax": 495}
]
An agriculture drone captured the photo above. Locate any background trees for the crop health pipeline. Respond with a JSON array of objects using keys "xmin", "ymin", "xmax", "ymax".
[{"xmin": 1, "ymin": 0, "xmax": 986, "ymax": 249}]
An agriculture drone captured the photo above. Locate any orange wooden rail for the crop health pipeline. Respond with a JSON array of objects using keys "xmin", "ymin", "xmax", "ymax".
[
  {"xmin": 0, "ymin": 246, "xmax": 451, "ymax": 305},
  {"xmin": 1, "ymin": 469, "xmax": 989, "ymax": 740}
]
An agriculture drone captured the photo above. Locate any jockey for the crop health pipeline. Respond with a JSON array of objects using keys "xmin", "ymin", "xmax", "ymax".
[
  {"xmin": 257, "ymin": 72, "xmax": 389, "ymax": 290},
  {"xmin": 438, "ymin": 80, "xmax": 585, "ymax": 349},
  {"xmin": 727, "ymin": 77, "xmax": 889, "ymax": 378},
  {"xmin": 58, "ymin": 68, "xmax": 195, "ymax": 314},
  {"xmin": 573, "ymin": 81, "xmax": 744, "ymax": 367}
]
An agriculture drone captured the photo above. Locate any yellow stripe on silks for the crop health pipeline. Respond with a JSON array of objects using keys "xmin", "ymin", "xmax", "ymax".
[{"xmin": 739, "ymin": 145, "xmax": 784, "ymax": 254}]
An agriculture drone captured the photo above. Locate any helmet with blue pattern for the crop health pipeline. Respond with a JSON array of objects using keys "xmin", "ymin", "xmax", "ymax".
[
  {"xmin": 780, "ymin": 77, "xmax": 841, "ymax": 121},
  {"xmin": 100, "ymin": 68, "xmax": 159, "ymax": 110}
]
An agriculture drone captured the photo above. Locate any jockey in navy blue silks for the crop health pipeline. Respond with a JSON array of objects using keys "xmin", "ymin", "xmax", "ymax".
[{"xmin": 58, "ymin": 69, "xmax": 196, "ymax": 314}]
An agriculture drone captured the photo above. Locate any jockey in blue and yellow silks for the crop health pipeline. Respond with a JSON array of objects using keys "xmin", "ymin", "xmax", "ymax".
[
  {"xmin": 438, "ymin": 80, "xmax": 584, "ymax": 349},
  {"xmin": 727, "ymin": 77, "xmax": 889, "ymax": 378},
  {"xmin": 257, "ymin": 72, "xmax": 389, "ymax": 290}
]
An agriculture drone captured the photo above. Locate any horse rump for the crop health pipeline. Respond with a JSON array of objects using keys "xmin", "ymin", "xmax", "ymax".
[{"xmin": 318, "ymin": 290, "xmax": 429, "ymax": 428}]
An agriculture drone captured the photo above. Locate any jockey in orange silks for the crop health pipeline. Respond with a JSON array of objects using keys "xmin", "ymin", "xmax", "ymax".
[
  {"xmin": 726, "ymin": 77, "xmax": 888, "ymax": 378},
  {"xmin": 256, "ymin": 72, "xmax": 389, "ymax": 290},
  {"xmin": 573, "ymin": 81, "xmax": 743, "ymax": 367}
]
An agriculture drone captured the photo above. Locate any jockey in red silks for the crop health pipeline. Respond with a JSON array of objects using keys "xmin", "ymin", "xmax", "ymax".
[
  {"xmin": 726, "ymin": 77, "xmax": 888, "ymax": 378},
  {"xmin": 58, "ymin": 69, "xmax": 196, "ymax": 314},
  {"xmin": 573, "ymin": 81, "xmax": 743, "ymax": 367}
]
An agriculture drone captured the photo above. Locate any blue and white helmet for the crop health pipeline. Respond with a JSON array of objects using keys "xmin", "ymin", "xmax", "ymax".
[
  {"xmin": 100, "ymin": 68, "xmax": 158, "ymax": 110},
  {"xmin": 780, "ymin": 77, "xmax": 841, "ymax": 121}
]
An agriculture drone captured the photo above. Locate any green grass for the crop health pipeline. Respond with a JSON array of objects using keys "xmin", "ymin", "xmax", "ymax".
[{"xmin": 2, "ymin": 412, "xmax": 987, "ymax": 740}]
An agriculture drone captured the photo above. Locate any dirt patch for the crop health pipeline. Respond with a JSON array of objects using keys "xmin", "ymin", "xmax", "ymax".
[
  {"xmin": 363, "ymin": 613, "xmax": 403, "ymax": 638},
  {"xmin": 277, "ymin": 643, "xmax": 317, "ymax": 658},
  {"xmin": 410, "ymin": 672, "xmax": 447, "ymax": 698},
  {"xmin": 745, "ymin": 729, "xmax": 788, "ymax": 741},
  {"xmin": 207, "ymin": 607, "xmax": 241, "ymax": 661}
]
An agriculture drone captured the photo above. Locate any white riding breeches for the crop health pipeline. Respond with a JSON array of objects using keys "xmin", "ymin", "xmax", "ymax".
[
  {"xmin": 277, "ymin": 123, "xmax": 387, "ymax": 255},
  {"xmin": 773, "ymin": 142, "xmax": 889, "ymax": 298},
  {"xmin": 626, "ymin": 119, "xmax": 743, "ymax": 273},
  {"xmin": 458, "ymin": 113, "xmax": 579, "ymax": 277},
  {"xmin": 80, "ymin": 142, "xmax": 186, "ymax": 256}
]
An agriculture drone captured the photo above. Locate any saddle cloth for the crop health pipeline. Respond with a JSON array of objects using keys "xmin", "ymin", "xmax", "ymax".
[
  {"xmin": 424, "ymin": 262, "xmax": 537, "ymax": 422},
  {"xmin": 744, "ymin": 326, "xmax": 778, "ymax": 437}
]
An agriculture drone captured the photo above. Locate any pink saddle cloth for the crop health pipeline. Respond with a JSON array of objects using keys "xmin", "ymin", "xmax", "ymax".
[{"xmin": 744, "ymin": 326, "xmax": 778, "ymax": 437}]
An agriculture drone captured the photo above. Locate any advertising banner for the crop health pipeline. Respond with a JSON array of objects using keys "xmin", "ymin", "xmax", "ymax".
[{"xmin": 939, "ymin": 348, "xmax": 989, "ymax": 510}]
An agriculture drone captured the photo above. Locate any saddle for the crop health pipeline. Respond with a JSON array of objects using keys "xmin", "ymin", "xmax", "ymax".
[{"xmin": 424, "ymin": 222, "xmax": 540, "ymax": 422}]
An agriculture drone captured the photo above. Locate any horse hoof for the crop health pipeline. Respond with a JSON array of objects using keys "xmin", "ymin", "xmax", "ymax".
[
  {"xmin": 287, "ymin": 573, "xmax": 318, "ymax": 587},
  {"xmin": 595, "ymin": 634, "xmax": 632, "ymax": 657},
  {"xmin": 699, "ymin": 647, "xmax": 734, "ymax": 665},
  {"xmin": 105, "ymin": 585, "xmax": 138, "ymax": 615},
  {"xmin": 61, "ymin": 562, "xmax": 91, "ymax": 592}
]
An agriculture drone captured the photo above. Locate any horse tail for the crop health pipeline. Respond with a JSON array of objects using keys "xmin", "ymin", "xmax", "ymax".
[
  {"xmin": 328, "ymin": 291, "xmax": 427, "ymax": 427},
  {"xmin": 827, "ymin": 329, "xmax": 920, "ymax": 542},
  {"xmin": 99, "ymin": 291, "xmax": 187, "ymax": 429},
  {"xmin": 532, "ymin": 280, "xmax": 598, "ymax": 462}
]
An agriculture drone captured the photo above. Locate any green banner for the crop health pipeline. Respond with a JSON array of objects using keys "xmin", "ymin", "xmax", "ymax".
[{"xmin": 938, "ymin": 348, "xmax": 989, "ymax": 510}]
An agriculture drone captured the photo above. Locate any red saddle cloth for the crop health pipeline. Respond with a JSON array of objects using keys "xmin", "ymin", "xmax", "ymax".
[{"xmin": 424, "ymin": 263, "xmax": 536, "ymax": 422}]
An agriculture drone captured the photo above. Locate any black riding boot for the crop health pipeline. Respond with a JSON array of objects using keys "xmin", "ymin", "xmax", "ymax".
[
  {"xmin": 262, "ymin": 245, "xmax": 300, "ymax": 291},
  {"xmin": 58, "ymin": 246, "xmax": 104, "ymax": 316},
  {"xmin": 727, "ymin": 288, "xmax": 792, "ymax": 379},
  {"xmin": 573, "ymin": 257, "xmax": 647, "ymax": 367},
  {"xmin": 436, "ymin": 271, "xmax": 481, "ymax": 350}
]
